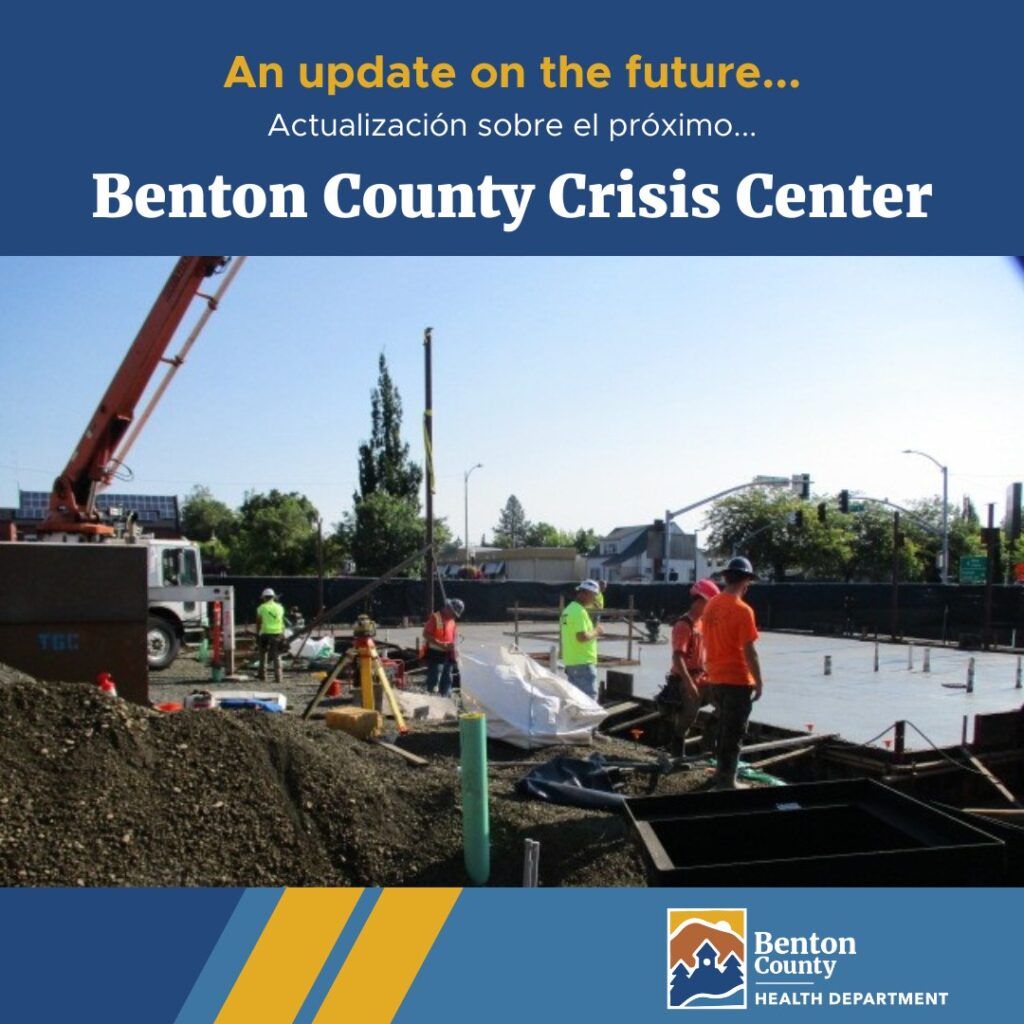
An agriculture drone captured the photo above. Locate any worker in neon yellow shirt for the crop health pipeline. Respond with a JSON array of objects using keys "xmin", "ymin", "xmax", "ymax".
[
  {"xmin": 256, "ymin": 587, "xmax": 286, "ymax": 684},
  {"xmin": 560, "ymin": 580, "xmax": 604, "ymax": 697}
]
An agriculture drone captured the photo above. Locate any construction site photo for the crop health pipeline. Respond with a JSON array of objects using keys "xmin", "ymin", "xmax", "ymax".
[{"xmin": 2, "ymin": 255, "xmax": 1023, "ymax": 889}]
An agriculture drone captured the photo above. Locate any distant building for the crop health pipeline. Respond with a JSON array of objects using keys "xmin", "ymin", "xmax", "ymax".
[
  {"xmin": 4, "ymin": 490, "xmax": 182, "ymax": 539},
  {"xmin": 587, "ymin": 523, "xmax": 712, "ymax": 583},
  {"xmin": 439, "ymin": 546, "xmax": 586, "ymax": 583}
]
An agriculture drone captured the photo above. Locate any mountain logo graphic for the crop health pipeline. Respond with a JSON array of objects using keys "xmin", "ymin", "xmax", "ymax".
[{"xmin": 667, "ymin": 909, "xmax": 747, "ymax": 1010}]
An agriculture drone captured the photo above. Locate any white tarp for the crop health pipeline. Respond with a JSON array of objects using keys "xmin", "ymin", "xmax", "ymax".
[
  {"xmin": 459, "ymin": 646, "xmax": 608, "ymax": 749},
  {"xmin": 288, "ymin": 636, "xmax": 335, "ymax": 660}
]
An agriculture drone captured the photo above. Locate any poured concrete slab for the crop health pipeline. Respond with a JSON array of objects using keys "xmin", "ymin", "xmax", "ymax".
[{"xmin": 371, "ymin": 623, "xmax": 1023, "ymax": 752}]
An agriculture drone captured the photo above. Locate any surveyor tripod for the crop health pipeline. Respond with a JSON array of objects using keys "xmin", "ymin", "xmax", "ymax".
[{"xmin": 301, "ymin": 615, "xmax": 407, "ymax": 732}]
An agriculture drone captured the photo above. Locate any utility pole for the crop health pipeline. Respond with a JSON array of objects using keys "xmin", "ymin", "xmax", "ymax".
[
  {"xmin": 464, "ymin": 463, "xmax": 483, "ymax": 563},
  {"xmin": 316, "ymin": 517, "xmax": 325, "ymax": 615},
  {"xmin": 424, "ymin": 328, "xmax": 435, "ymax": 618},
  {"xmin": 890, "ymin": 511, "xmax": 900, "ymax": 640},
  {"xmin": 902, "ymin": 449, "xmax": 949, "ymax": 584},
  {"xmin": 984, "ymin": 503, "xmax": 995, "ymax": 649}
]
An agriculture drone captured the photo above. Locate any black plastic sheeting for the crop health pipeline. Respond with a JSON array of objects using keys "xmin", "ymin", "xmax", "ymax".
[
  {"xmin": 516, "ymin": 753, "xmax": 661, "ymax": 811},
  {"xmin": 212, "ymin": 575, "xmax": 1024, "ymax": 643}
]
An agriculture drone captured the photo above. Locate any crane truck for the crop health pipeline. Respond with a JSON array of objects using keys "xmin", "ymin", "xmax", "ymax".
[{"xmin": 35, "ymin": 255, "xmax": 241, "ymax": 669}]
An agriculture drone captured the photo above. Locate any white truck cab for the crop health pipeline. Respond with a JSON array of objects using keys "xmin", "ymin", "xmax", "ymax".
[{"xmin": 146, "ymin": 539, "xmax": 206, "ymax": 669}]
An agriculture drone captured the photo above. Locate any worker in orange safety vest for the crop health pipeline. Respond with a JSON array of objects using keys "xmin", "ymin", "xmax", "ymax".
[{"xmin": 423, "ymin": 598, "xmax": 465, "ymax": 697}]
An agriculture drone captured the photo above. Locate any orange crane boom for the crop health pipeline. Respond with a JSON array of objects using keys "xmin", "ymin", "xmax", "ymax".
[{"xmin": 38, "ymin": 256, "xmax": 229, "ymax": 537}]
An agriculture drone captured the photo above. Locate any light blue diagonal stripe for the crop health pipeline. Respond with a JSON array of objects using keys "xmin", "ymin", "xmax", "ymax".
[
  {"xmin": 291, "ymin": 888, "xmax": 383, "ymax": 1024},
  {"xmin": 173, "ymin": 888, "xmax": 285, "ymax": 1024}
]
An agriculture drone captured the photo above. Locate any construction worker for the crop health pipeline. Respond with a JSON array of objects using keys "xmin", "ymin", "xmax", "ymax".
[
  {"xmin": 256, "ymin": 587, "xmax": 286, "ymax": 684},
  {"xmin": 655, "ymin": 578, "xmax": 720, "ymax": 755},
  {"xmin": 701, "ymin": 557, "xmax": 764, "ymax": 790},
  {"xmin": 423, "ymin": 598, "xmax": 464, "ymax": 697},
  {"xmin": 593, "ymin": 579, "xmax": 608, "ymax": 611},
  {"xmin": 560, "ymin": 580, "xmax": 604, "ymax": 698}
]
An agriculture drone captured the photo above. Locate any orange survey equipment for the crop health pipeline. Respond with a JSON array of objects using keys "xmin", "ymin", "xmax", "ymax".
[{"xmin": 38, "ymin": 256, "xmax": 232, "ymax": 537}]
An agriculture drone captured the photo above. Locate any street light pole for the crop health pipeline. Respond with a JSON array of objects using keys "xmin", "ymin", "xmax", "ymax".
[
  {"xmin": 902, "ymin": 449, "xmax": 949, "ymax": 585},
  {"xmin": 662, "ymin": 475, "xmax": 793, "ymax": 576},
  {"xmin": 464, "ymin": 463, "xmax": 483, "ymax": 562}
]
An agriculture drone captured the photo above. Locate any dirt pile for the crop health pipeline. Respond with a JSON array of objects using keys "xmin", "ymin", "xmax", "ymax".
[{"xmin": 0, "ymin": 664, "xmax": 687, "ymax": 887}]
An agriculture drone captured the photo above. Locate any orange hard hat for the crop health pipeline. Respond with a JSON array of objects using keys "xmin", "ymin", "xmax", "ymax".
[{"xmin": 689, "ymin": 579, "xmax": 720, "ymax": 602}]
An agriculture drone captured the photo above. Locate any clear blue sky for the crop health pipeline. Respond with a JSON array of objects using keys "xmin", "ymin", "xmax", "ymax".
[{"xmin": 1, "ymin": 257, "xmax": 1020, "ymax": 541}]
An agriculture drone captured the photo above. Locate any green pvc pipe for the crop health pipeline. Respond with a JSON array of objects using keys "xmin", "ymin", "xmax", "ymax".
[{"xmin": 459, "ymin": 712, "xmax": 490, "ymax": 885}]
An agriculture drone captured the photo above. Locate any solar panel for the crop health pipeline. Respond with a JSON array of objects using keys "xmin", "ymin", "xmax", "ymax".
[{"xmin": 18, "ymin": 490, "xmax": 179, "ymax": 524}]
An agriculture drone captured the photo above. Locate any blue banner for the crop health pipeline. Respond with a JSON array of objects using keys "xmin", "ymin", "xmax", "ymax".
[
  {"xmin": 0, "ymin": 1, "xmax": 1020, "ymax": 253},
  {"xmin": 0, "ymin": 887, "xmax": 1018, "ymax": 1022}
]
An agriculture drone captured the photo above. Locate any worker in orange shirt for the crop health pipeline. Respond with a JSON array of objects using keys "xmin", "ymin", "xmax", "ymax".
[
  {"xmin": 700, "ymin": 557, "xmax": 764, "ymax": 789},
  {"xmin": 423, "ymin": 598, "xmax": 465, "ymax": 697},
  {"xmin": 656, "ymin": 578, "xmax": 720, "ymax": 755}
]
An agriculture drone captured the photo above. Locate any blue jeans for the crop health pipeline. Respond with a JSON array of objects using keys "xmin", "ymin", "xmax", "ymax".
[
  {"xmin": 565, "ymin": 663, "xmax": 598, "ymax": 698},
  {"xmin": 426, "ymin": 658, "xmax": 454, "ymax": 697}
]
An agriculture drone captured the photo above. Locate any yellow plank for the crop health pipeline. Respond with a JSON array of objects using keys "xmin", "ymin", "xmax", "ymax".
[
  {"xmin": 313, "ymin": 888, "xmax": 461, "ymax": 1024},
  {"xmin": 215, "ymin": 888, "xmax": 362, "ymax": 1024}
]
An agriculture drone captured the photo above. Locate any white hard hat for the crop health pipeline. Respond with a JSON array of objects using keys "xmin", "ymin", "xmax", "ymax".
[
  {"xmin": 577, "ymin": 579, "xmax": 600, "ymax": 594},
  {"xmin": 261, "ymin": 588, "xmax": 277, "ymax": 599},
  {"xmin": 446, "ymin": 598, "xmax": 465, "ymax": 617}
]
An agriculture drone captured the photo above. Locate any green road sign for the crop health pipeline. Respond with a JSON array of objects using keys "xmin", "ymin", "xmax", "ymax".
[
  {"xmin": 959, "ymin": 555, "xmax": 988, "ymax": 584},
  {"xmin": 848, "ymin": 502, "xmax": 866, "ymax": 513}
]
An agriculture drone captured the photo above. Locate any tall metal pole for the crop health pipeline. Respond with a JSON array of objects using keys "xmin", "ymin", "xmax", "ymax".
[
  {"xmin": 464, "ymin": 463, "xmax": 482, "ymax": 563},
  {"xmin": 890, "ymin": 511, "xmax": 900, "ymax": 640},
  {"xmin": 316, "ymin": 517, "xmax": 325, "ymax": 615},
  {"xmin": 984, "ymin": 503, "xmax": 995, "ymax": 650},
  {"xmin": 942, "ymin": 463, "xmax": 949, "ymax": 586},
  {"xmin": 424, "ymin": 328, "xmax": 435, "ymax": 618},
  {"xmin": 902, "ymin": 449, "xmax": 948, "ymax": 585}
]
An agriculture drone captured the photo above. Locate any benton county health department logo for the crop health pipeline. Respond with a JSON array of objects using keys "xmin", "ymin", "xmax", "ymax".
[{"xmin": 668, "ymin": 909, "xmax": 747, "ymax": 1010}]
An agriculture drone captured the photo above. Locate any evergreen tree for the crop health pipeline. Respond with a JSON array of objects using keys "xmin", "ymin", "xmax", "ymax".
[
  {"xmin": 669, "ymin": 961, "xmax": 691, "ymax": 1008},
  {"xmin": 718, "ymin": 952, "xmax": 745, "ymax": 994},
  {"xmin": 494, "ymin": 495, "xmax": 530, "ymax": 548},
  {"xmin": 350, "ymin": 353, "xmax": 428, "ymax": 573},
  {"xmin": 355, "ymin": 353, "xmax": 422, "ymax": 504}
]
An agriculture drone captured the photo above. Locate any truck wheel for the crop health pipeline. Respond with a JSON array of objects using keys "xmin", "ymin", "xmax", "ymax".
[{"xmin": 147, "ymin": 617, "xmax": 180, "ymax": 671}]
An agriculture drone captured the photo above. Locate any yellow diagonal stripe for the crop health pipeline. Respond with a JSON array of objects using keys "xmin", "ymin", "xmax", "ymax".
[
  {"xmin": 215, "ymin": 888, "xmax": 362, "ymax": 1024},
  {"xmin": 312, "ymin": 888, "xmax": 461, "ymax": 1024}
]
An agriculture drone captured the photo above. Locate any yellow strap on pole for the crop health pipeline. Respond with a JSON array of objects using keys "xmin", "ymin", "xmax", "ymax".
[{"xmin": 423, "ymin": 410, "xmax": 435, "ymax": 495}]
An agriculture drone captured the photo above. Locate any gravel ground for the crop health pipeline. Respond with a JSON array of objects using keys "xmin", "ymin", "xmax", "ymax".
[{"xmin": 1, "ymin": 660, "xmax": 717, "ymax": 888}]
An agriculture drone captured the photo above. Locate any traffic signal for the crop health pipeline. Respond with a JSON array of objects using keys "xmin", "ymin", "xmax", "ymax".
[
  {"xmin": 790, "ymin": 509, "xmax": 805, "ymax": 528},
  {"xmin": 794, "ymin": 473, "xmax": 811, "ymax": 500},
  {"xmin": 839, "ymin": 490, "xmax": 850, "ymax": 514},
  {"xmin": 817, "ymin": 502, "xmax": 827, "ymax": 523}
]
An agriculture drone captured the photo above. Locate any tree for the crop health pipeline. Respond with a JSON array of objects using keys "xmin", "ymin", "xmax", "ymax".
[
  {"xmin": 356, "ymin": 353, "xmax": 422, "ymax": 504},
  {"xmin": 790, "ymin": 512, "xmax": 853, "ymax": 580},
  {"xmin": 494, "ymin": 495, "xmax": 530, "ymax": 547},
  {"xmin": 230, "ymin": 489, "xmax": 321, "ymax": 576},
  {"xmin": 904, "ymin": 495, "xmax": 982, "ymax": 581},
  {"xmin": 718, "ymin": 952, "xmax": 745, "ymax": 995},
  {"xmin": 524, "ymin": 521, "xmax": 576, "ymax": 547},
  {"xmin": 846, "ymin": 504, "xmax": 921, "ymax": 582},
  {"xmin": 573, "ymin": 528, "xmax": 598, "ymax": 555},
  {"xmin": 703, "ymin": 489, "xmax": 803, "ymax": 581},
  {"xmin": 348, "ymin": 491, "xmax": 424, "ymax": 577},
  {"xmin": 347, "ymin": 352, "xmax": 435, "ymax": 574},
  {"xmin": 180, "ymin": 485, "xmax": 237, "ymax": 543}
]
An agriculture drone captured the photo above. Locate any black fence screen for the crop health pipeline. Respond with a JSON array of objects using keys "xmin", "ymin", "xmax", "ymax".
[{"xmin": 214, "ymin": 576, "xmax": 1024, "ymax": 645}]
